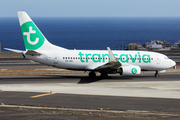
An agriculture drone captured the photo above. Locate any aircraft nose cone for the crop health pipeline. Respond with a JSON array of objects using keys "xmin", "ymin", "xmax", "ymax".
[{"xmin": 171, "ymin": 60, "xmax": 176, "ymax": 67}]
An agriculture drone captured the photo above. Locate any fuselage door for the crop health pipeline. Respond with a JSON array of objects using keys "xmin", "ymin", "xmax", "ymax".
[
  {"xmin": 156, "ymin": 56, "xmax": 160, "ymax": 64},
  {"xmin": 53, "ymin": 54, "xmax": 59, "ymax": 64}
]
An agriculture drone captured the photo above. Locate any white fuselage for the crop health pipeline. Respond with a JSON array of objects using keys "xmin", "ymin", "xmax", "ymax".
[{"xmin": 25, "ymin": 50, "xmax": 175, "ymax": 72}]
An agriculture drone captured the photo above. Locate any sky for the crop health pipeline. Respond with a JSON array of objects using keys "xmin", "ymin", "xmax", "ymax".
[{"xmin": 0, "ymin": 0, "xmax": 180, "ymax": 17}]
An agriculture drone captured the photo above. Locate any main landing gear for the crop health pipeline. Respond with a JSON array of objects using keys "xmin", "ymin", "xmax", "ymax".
[
  {"xmin": 155, "ymin": 71, "xmax": 159, "ymax": 77},
  {"xmin": 89, "ymin": 71, "xmax": 96, "ymax": 78},
  {"xmin": 89, "ymin": 71, "xmax": 108, "ymax": 78},
  {"xmin": 100, "ymin": 72, "xmax": 108, "ymax": 78}
]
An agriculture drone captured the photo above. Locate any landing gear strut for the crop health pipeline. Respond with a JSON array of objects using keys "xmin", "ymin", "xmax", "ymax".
[
  {"xmin": 155, "ymin": 71, "xmax": 159, "ymax": 77},
  {"xmin": 89, "ymin": 71, "xmax": 96, "ymax": 78}
]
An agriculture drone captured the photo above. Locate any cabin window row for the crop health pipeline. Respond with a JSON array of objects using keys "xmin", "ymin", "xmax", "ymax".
[
  {"xmin": 63, "ymin": 57, "xmax": 109, "ymax": 60},
  {"xmin": 63, "ymin": 57, "xmax": 153, "ymax": 60}
]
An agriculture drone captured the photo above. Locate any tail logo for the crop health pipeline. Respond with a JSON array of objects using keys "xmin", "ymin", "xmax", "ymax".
[
  {"xmin": 23, "ymin": 26, "xmax": 39, "ymax": 45},
  {"xmin": 21, "ymin": 21, "xmax": 45, "ymax": 50}
]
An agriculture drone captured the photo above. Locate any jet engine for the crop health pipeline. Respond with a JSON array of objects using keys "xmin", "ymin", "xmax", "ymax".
[{"xmin": 117, "ymin": 65, "xmax": 141, "ymax": 75}]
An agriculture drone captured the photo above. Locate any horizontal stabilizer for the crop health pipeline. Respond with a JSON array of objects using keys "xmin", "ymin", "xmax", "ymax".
[{"xmin": 4, "ymin": 48, "xmax": 25, "ymax": 54}]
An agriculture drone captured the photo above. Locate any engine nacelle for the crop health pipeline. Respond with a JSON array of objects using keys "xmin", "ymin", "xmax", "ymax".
[{"xmin": 117, "ymin": 65, "xmax": 141, "ymax": 75}]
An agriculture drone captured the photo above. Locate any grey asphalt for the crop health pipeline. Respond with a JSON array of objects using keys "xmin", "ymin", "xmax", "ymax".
[
  {"xmin": 0, "ymin": 73, "xmax": 180, "ymax": 113},
  {"xmin": 0, "ymin": 57, "xmax": 54, "ymax": 70},
  {"xmin": 0, "ymin": 90, "xmax": 180, "ymax": 113}
]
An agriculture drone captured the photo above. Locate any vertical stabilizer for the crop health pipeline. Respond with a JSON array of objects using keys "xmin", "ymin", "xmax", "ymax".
[{"xmin": 17, "ymin": 11, "xmax": 67, "ymax": 51}]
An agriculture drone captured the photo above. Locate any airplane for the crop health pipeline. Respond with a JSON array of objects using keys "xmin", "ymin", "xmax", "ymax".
[{"xmin": 5, "ymin": 11, "xmax": 176, "ymax": 78}]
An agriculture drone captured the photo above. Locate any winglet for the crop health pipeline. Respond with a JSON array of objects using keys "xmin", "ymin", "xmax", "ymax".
[{"xmin": 107, "ymin": 47, "xmax": 117, "ymax": 61}]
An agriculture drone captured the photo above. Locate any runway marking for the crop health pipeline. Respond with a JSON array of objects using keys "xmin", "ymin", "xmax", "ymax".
[{"xmin": 30, "ymin": 93, "xmax": 56, "ymax": 98}]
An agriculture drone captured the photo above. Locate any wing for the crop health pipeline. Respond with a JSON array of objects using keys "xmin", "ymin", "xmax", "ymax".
[{"xmin": 85, "ymin": 47, "xmax": 121, "ymax": 71}]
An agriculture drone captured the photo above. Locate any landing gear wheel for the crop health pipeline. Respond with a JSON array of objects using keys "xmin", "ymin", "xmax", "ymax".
[
  {"xmin": 89, "ymin": 71, "xmax": 96, "ymax": 78},
  {"xmin": 100, "ymin": 72, "xmax": 108, "ymax": 79},
  {"xmin": 155, "ymin": 71, "xmax": 159, "ymax": 77}
]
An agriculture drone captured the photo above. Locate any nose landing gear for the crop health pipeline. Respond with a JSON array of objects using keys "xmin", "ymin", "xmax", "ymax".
[{"xmin": 155, "ymin": 71, "xmax": 159, "ymax": 77}]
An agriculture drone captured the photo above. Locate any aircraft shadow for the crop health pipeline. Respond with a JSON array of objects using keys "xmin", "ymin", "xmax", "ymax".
[{"xmin": 0, "ymin": 73, "xmax": 179, "ymax": 84}]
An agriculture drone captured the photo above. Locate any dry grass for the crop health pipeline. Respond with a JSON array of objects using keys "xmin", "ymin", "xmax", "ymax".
[
  {"xmin": 0, "ymin": 69, "xmax": 87, "ymax": 76},
  {"xmin": 0, "ymin": 52, "xmax": 23, "ymax": 58}
]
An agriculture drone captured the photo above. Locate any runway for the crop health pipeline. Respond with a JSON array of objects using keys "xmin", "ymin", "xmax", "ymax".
[
  {"xmin": 1, "ymin": 91, "xmax": 180, "ymax": 113},
  {"xmin": 0, "ymin": 56, "xmax": 180, "ymax": 114},
  {"xmin": 1, "ymin": 73, "xmax": 180, "ymax": 98},
  {"xmin": 0, "ymin": 73, "xmax": 180, "ymax": 113}
]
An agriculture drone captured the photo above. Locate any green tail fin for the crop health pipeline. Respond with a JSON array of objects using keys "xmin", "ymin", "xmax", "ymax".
[{"xmin": 17, "ymin": 11, "xmax": 67, "ymax": 51}]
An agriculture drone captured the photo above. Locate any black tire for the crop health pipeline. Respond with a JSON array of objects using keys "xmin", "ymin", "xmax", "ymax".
[
  {"xmin": 100, "ymin": 72, "xmax": 108, "ymax": 78},
  {"xmin": 89, "ymin": 72, "xmax": 96, "ymax": 78},
  {"xmin": 155, "ymin": 73, "xmax": 159, "ymax": 77},
  {"xmin": 155, "ymin": 71, "xmax": 159, "ymax": 77}
]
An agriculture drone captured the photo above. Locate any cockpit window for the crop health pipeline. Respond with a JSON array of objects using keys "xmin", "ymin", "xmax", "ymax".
[{"xmin": 164, "ymin": 56, "xmax": 169, "ymax": 59}]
